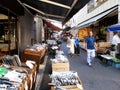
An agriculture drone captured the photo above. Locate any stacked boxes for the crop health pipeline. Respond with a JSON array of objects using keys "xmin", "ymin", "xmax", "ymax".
[
  {"xmin": 50, "ymin": 50, "xmax": 83, "ymax": 90},
  {"xmin": 51, "ymin": 50, "xmax": 70, "ymax": 72}
]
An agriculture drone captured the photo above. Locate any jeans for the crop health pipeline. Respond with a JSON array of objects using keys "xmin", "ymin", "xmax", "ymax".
[{"xmin": 75, "ymin": 45, "xmax": 80, "ymax": 54}]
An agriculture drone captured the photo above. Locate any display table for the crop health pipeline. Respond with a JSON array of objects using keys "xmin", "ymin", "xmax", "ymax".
[
  {"xmin": 13, "ymin": 65, "xmax": 37, "ymax": 90},
  {"xmin": 0, "ymin": 64, "xmax": 37, "ymax": 90},
  {"xmin": 21, "ymin": 48, "xmax": 46, "ymax": 71},
  {"xmin": 99, "ymin": 54, "xmax": 120, "ymax": 68},
  {"xmin": 100, "ymin": 55, "xmax": 113, "ymax": 63}
]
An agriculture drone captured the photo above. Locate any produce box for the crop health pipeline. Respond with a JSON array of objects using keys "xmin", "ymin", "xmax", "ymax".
[
  {"xmin": 50, "ymin": 71, "xmax": 83, "ymax": 90},
  {"xmin": 52, "ymin": 63, "xmax": 69, "ymax": 72}
]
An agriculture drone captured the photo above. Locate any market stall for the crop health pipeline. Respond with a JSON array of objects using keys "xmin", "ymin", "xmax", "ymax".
[
  {"xmin": 96, "ymin": 23, "xmax": 120, "ymax": 68},
  {"xmin": 107, "ymin": 23, "xmax": 120, "ymax": 56},
  {"xmin": 49, "ymin": 50, "xmax": 83, "ymax": 90},
  {"xmin": 0, "ymin": 55, "xmax": 37, "ymax": 90},
  {"xmin": 21, "ymin": 44, "xmax": 46, "ymax": 71}
]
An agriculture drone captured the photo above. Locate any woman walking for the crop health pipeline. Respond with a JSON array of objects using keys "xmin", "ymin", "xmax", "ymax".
[
  {"xmin": 67, "ymin": 36, "xmax": 71, "ymax": 55},
  {"xmin": 69, "ymin": 36, "xmax": 75, "ymax": 57}
]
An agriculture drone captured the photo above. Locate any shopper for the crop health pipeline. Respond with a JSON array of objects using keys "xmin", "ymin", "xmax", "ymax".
[
  {"xmin": 69, "ymin": 36, "xmax": 75, "ymax": 57},
  {"xmin": 67, "ymin": 36, "xmax": 71, "ymax": 55},
  {"xmin": 74, "ymin": 35, "xmax": 80, "ymax": 55},
  {"xmin": 85, "ymin": 31, "xmax": 97, "ymax": 66}
]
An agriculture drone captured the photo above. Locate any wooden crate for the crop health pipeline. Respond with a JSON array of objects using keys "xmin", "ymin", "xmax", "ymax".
[
  {"xmin": 51, "ymin": 85, "xmax": 81, "ymax": 90},
  {"xmin": 40, "ymin": 48, "xmax": 46, "ymax": 59},
  {"xmin": 49, "ymin": 71, "xmax": 83, "ymax": 90},
  {"xmin": 52, "ymin": 63, "xmax": 70, "ymax": 72},
  {"xmin": 10, "ymin": 65, "xmax": 37, "ymax": 90},
  {"xmin": 21, "ymin": 53, "xmax": 40, "ymax": 71},
  {"xmin": 50, "ymin": 77, "xmax": 83, "ymax": 90},
  {"xmin": 24, "ymin": 49, "xmax": 42, "ymax": 56}
]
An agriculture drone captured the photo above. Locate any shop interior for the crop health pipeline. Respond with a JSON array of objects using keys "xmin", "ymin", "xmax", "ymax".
[{"xmin": 0, "ymin": 12, "xmax": 17, "ymax": 56}]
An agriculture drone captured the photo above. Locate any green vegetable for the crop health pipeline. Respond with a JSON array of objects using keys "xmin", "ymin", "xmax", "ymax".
[
  {"xmin": 112, "ymin": 57, "xmax": 120, "ymax": 63},
  {"xmin": 0, "ymin": 66, "xmax": 8, "ymax": 77}
]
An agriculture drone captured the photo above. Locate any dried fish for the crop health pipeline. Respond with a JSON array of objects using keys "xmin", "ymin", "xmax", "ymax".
[{"xmin": 50, "ymin": 71, "xmax": 80, "ymax": 86}]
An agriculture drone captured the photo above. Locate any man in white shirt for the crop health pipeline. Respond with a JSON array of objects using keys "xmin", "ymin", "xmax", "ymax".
[{"xmin": 112, "ymin": 32, "xmax": 120, "ymax": 53}]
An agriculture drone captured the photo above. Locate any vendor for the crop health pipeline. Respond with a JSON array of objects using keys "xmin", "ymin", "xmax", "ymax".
[{"xmin": 112, "ymin": 32, "xmax": 120, "ymax": 53}]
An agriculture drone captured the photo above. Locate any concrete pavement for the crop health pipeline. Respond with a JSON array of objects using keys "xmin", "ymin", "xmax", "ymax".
[
  {"xmin": 62, "ymin": 42, "xmax": 120, "ymax": 90},
  {"xmin": 38, "ymin": 42, "xmax": 120, "ymax": 90}
]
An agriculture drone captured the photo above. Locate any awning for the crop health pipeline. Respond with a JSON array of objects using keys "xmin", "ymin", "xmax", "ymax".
[
  {"xmin": 43, "ymin": 20, "xmax": 60, "ymax": 31},
  {"xmin": 0, "ymin": 0, "xmax": 24, "ymax": 16},
  {"xmin": 74, "ymin": 6, "xmax": 118, "ymax": 30},
  {"xmin": 107, "ymin": 23, "xmax": 120, "ymax": 32},
  {"xmin": 0, "ymin": 0, "xmax": 90, "ymax": 24},
  {"xmin": 22, "ymin": 0, "xmax": 90, "ymax": 25}
]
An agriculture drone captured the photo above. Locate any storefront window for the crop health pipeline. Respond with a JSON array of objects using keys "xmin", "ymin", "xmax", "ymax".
[
  {"xmin": 87, "ymin": 0, "xmax": 108, "ymax": 13},
  {"xmin": 0, "ymin": 14, "xmax": 17, "ymax": 55}
]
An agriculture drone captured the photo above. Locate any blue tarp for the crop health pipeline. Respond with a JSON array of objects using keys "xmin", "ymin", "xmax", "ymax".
[{"xmin": 107, "ymin": 23, "xmax": 120, "ymax": 32}]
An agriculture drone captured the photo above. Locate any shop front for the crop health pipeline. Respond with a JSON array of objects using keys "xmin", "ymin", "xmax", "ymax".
[
  {"xmin": 70, "ymin": 6, "xmax": 118, "ymax": 50},
  {"xmin": 95, "ymin": 23, "xmax": 120, "ymax": 69},
  {"xmin": 0, "ymin": 13, "xmax": 18, "ymax": 56}
]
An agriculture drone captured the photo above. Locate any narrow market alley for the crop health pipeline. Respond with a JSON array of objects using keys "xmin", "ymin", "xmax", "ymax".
[
  {"xmin": 61, "ymin": 42, "xmax": 120, "ymax": 90},
  {"xmin": 39, "ymin": 42, "xmax": 120, "ymax": 90},
  {"xmin": 1, "ymin": 1, "xmax": 120, "ymax": 90}
]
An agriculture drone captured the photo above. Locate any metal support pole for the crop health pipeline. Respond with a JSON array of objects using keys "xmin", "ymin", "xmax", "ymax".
[{"xmin": 8, "ymin": 9, "xmax": 11, "ymax": 55}]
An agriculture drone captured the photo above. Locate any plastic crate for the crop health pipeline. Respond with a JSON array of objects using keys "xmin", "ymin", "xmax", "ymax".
[
  {"xmin": 107, "ymin": 60, "xmax": 113, "ymax": 66},
  {"xmin": 112, "ymin": 62, "xmax": 120, "ymax": 68}
]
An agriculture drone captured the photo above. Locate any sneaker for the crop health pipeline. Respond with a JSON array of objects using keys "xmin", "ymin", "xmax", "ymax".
[{"xmin": 87, "ymin": 63, "xmax": 92, "ymax": 67}]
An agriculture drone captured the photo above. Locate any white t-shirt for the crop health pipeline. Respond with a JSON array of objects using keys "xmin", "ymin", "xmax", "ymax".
[{"xmin": 112, "ymin": 34, "xmax": 120, "ymax": 46}]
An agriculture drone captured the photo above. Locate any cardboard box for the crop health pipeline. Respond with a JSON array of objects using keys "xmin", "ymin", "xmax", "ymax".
[{"xmin": 52, "ymin": 63, "xmax": 70, "ymax": 72}]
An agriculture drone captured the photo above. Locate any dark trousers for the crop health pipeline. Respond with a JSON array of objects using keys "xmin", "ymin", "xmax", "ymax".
[{"xmin": 75, "ymin": 45, "xmax": 80, "ymax": 54}]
